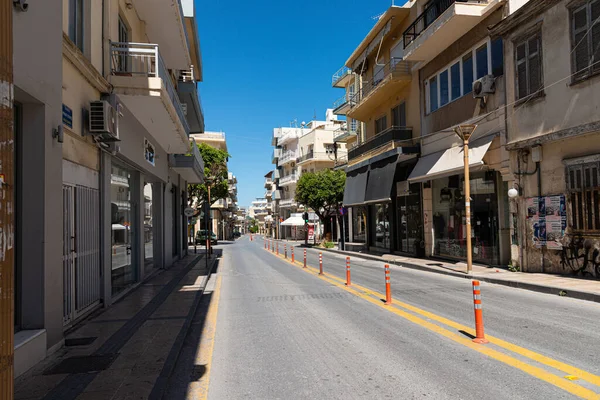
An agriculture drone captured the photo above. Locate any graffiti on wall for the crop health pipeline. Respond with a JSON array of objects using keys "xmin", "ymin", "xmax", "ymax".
[{"xmin": 560, "ymin": 234, "xmax": 600, "ymax": 278}]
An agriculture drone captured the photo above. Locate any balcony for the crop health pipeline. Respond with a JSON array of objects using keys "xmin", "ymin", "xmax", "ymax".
[
  {"xmin": 334, "ymin": 154, "xmax": 349, "ymax": 169},
  {"xmin": 296, "ymin": 151, "xmax": 337, "ymax": 165},
  {"xmin": 348, "ymin": 126, "xmax": 417, "ymax": 161},
  {"xmin": 278, "ymin": 130, "xmax": 302, "ymax": 146},
  {"xmin": 332, "ymin": 66, "xmax": 353, "ymax": 88},
  {"xmin": 168, "ymin": 140, "xmax": 205, "ymax": 184},
  {"xmin": 279, "ymin": 174, "xmax": 298, "ymax": 186},
  {"xmin": 190, "ymin": 132, "xmax": 227, "ymax": 152},
  {"xmin": 272, "ymin": 148, "xmax": 282, "ymax": 164},
  {"xmin": 348, "ymin": 58, "xmax": 413, "ymax": 121},
  {"xmin": 264, "ymin": 178, "xmax": 273, "ymax": 188},
  {"xmin": 402, "ymin": 0, "xmax": 502, "ymax": 62},
  {"xmin": 334, "ymin": 126, "xmax": 359, "ymax": 144},
  {"xmin": 280, "ymin": 198, "xmax": 298, "ymax": 208},
  {"xmin": 272, "ymin": 128, "xmax": 282, "ymax": 146},
  {"xmin": 278, "ymin": 150, "xmax": 298, "ymax": 166},
  {"xmin": 131, "ymin": 0, "xmax": 190, "ymax": 69},
  {"xmin": 178, "ymin": 67, "xmax": 205, "ymax": 134},
  {"xmin": 332, "ymin": 94, "xmax": 353, "ymax": 116},
  {"xmin": 110, "ymin": 42, "xmax": 190, "ymax": 154}
]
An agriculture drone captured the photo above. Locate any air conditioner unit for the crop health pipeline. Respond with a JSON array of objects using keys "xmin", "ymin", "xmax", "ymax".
[
  {"xmin": 89, "ymin": 100, "xmax": 120, "ymax": 142},
  {"xmin": 473, "ymin": 75, "xmax": 496, "ymax": 98}
]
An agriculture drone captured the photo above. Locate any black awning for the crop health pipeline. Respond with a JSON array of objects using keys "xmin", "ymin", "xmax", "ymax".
[
  {"xmin": 365, "ymin": 155, "xmax": 398, "ymax": 204},
  {"xmin": 343, "ymin": 166, "xmax": 369, "ymax": 206}
]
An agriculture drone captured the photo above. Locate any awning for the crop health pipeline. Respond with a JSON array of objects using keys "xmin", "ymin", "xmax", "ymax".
[
  {"xmin": 343, "ymin": 166, "xmax": 369, "ymax": 206},
  {"xmin": 408, "ymin": 135, "xmax": 495, "ymax": 183},
  {"xmin": 365, "ymin": 155, "xmax": 398, "ymax": 204},
  {"xmin": 280, "ymin": 216, "xmax": 305, "ymax": 226}
]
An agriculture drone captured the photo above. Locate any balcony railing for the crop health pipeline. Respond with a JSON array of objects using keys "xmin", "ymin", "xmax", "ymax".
[
  {"xmin": 350, "ymin": 58, "xmax": 412, "ymax": 106},
  {"xmin": 332, "ymin": 66, "xmax": 352, "ymax": 86},
  {"xmin": 280, "ymin": 198, "xmax": 297, "ymax": 207},
  {"xmin": 279, "ymin": 150, "xmax": 298, "ymax": 164},
  {"xmin": 403, "ymin": 0, "xmax": 475, "ymax": 49},
  {"xmin": 348, "ymin": 126, "xmax": 413, "ymax": 160},
  {"xmin": 279, "ymin": 174, "xmax": 298, "ymax": 185},
  {"xmin": 335, "ymin": 154, "xmax": 348, "ymax": 168},
  {"xmin": 110, "ymin": 42, "xmax": 190, "ymax": 135},
  {"xmin": 297, "ymin": 151, "xmax": 337, "ymax": 164}
]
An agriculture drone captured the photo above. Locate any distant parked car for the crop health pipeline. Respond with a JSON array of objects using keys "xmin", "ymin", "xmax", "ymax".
[
  {"xmin": 233, "ymin": 231, "xmax": 241, "ymax": 238},
  {"xmin": 196, "ymin": 230, "xmax": 217, "ymax": 245}
]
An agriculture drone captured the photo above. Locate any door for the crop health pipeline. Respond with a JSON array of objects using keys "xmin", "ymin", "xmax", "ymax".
[{"xmin": 62, "ymin": 185, "xmax": 76, "ymax": 326}]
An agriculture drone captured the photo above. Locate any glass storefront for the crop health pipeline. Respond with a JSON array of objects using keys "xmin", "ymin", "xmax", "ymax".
[
  {"xmin": 144, "ymin": 182, "xmax": 154, "ymax": 275},
  {"xmin": 111, "ymin": 164, "xmax": 137, "ymax": 296},
  {"xmin": 371, "ymin": 203, "xmax": 391, "ymax": 250},
  {"xmin": 396, "ymin": 183, "xmax": 423, "ymax": 255},
  {"xmin": 431, "ymin": 171, "xmax": 500, "ymax": 264},
  {"xmin": 352, "ymin": 206, "xmax": 368, "ymax": 243}
]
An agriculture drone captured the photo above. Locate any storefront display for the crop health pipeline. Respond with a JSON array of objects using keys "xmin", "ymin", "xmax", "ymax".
[
  {"xmin": 144, "ymin": 182, "xmax": 155, "ymax": 274},
  {"xmin": 396, "ymin": 183, "xmax": 423, "ymax": 255},
  {"xmin": 371, "ymin": 203, "xmax": 391, "ymax": 250},
  {"xmin": 431, "ymin": 172, "xmax": 499, "ymax": 264},
  {"xmin": 352, "ymin": 206, "xmax": 367, "ymax": 243}
]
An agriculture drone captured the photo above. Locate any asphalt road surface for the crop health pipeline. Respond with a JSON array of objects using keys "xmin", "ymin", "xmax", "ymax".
[{"xmin": 193, "ymin": 237, "xmax": 600, "ymax": 399}]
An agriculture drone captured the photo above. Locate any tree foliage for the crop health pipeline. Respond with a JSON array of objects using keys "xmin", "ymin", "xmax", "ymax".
[
  {"xmin": 295, "ymin": 169, "xmax": 346, "ymax": 223},
  {"xmin": 188, "ymin": 143, "xmax": 230, "ymax": 208}
]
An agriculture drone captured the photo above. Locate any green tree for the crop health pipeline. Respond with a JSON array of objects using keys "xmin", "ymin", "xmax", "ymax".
[
  {"xmin": 295, "ymin": 169, "xmax": 346, "ymax": 234},
  {"xmin": 188, "ymin": 143, "xmax": 230, "ymax": 210}
]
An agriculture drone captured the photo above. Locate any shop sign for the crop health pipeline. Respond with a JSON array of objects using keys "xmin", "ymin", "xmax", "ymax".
[
  {"xmin": 526, "ymin": 195, "xmax": 567, "ymax": 249},
  {"xmin": 308, "ymin": 225, "xmax": 315, "ymax": 241},
  {"xmin": 144, "ymin": 138, "xmax": 156, "ymax": 166}
]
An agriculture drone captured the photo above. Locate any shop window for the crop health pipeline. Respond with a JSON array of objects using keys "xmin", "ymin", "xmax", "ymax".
[
  {"xmin": 372, "ymin": 204, "xmax": 390, "ymax": 249},
  {"xmin": 566, "ymin": 161, "xmax": 600, "ymax": 231},
  {"xmin": 352, "ymin": 206, "xmax": 368, "ymax": 243},
  {"xmin": 571, "ymin": 0, "xmax": 600, "ymax": 81},
  {"xmin": 515, "ymin": 33, "xmax": 542, "ymax": 101}
]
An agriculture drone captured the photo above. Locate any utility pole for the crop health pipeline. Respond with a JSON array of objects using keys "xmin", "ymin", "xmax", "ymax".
[{"xmin": 0, "ymin": 0, "xmax": 14, "ymax": 397}]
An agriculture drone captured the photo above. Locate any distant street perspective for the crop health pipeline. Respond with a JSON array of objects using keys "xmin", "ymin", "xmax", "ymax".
[{"xmin": 4, "ymin": 0, "xmax": 600, "ymax": 399}]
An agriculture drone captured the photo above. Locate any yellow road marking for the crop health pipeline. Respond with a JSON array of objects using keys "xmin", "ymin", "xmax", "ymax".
[
  {"xmin": 188, "ymin": 275, "xmax": 222, "ymax": 400},
  {"xmin": 264, "ymin": 248, "xmax": 600, "ymax": 399}
]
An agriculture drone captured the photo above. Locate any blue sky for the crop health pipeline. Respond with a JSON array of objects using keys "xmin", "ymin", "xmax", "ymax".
[{"xmin": 196, "ymin": 0, "xmax": 401, "ymax": 208}]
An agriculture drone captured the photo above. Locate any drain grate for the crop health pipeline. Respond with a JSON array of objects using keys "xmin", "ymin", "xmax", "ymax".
[
  {"xmin": 43, "ymin": 354, "xmax": 118, "ymax": 375},
  {"xmin": 64, "ymin": 337, "xmax": 97, "ymax": 347}
]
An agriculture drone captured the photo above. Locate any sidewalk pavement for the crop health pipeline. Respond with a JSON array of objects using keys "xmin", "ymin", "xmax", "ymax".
[
  {"xmin": 15, "ymin": 251, "xmax": 217, "ymax": 400},
  {"xmin": 269, "ymin": 237, "xmax": 600, "ymax": 303}
]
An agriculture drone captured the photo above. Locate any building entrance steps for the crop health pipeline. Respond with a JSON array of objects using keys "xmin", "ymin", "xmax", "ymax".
[{"xmin": 14, "ymin": 251, "xmax": 218, "ymax": 400}]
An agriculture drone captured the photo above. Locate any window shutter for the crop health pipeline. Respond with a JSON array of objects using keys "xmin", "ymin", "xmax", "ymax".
[
  {"xmin": 591, "ymin": 0, "xmax": 600, "ymax": 72},
  {"xmin": 516, "ymin": 43, "xmax": 528, "ymax": 99},
  {"xmin": 573, "ymin": 7, "xmax": 590, "ymax": 78},
  {"xmin": 528, "ymin": 37, "xmax": 542, "ymax": 94}
]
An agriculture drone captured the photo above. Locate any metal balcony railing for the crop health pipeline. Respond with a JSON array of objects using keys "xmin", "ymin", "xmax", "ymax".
[
  {"xmin": 110, "ymin": 42, "xmax": 190, "ymax": 135},
  {"xmin": 279, "ymin": 150, "xmax": 298, "ymax": 164},
  {"xmin": 279, "ymin": 174, "xmax": 298, "ymax": 185},
  {"xmin": 403, "ymin": 0, "xmax": 477, "ymax": 49},
  {"xmin": 350, "ymin": 58, "xmax": 413, "ymax": 106},
  {"xmin": 348, "ymin": 126, "xmax": 413, "ymax": 160},
  {"xmin": 335, "ymin": 154, "xmax": 348, "ymax": 168},
  {"xmin": 332, "ymin": 66, "xmax": 352, "ymax": 86},
  {"xmin": 333, "ymin": 94, "xmax": 354, "ymax": 111},
  {"xmin": 296, "ymin": 151, "xmax": 337, "ymax": 163}
]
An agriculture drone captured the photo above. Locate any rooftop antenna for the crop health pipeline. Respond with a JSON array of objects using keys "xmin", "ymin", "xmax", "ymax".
[
  {"xmin": 372, "ymin": 11, "xmax": 385, "ymax": 20},
  {"xmin": 313, "ymin": 109, "xmax": 317, "ymax": 120}
]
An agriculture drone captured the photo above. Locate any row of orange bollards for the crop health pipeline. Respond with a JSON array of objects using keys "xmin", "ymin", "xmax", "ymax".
[{"xmin": 262, "ymin": 237, "xmax": 488, "ymax": 344}]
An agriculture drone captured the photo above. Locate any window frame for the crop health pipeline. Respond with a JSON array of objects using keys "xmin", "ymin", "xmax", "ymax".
[
  {"xmin": 68, "ymin": 0, "xmax": 85, "ymax": 52},
  {"xmin": 375, "ymin": 115, "xmax": 388, "ymax": 134},
  {"xmin": 513, "ymin": 31, "xmax": 544, "ymax": 102},
  {"xmin": 570, "ymin": 0, "xmax": 600, "ymax": 83},
  {"xmin": 425, "ymin": 37, "xmax": 503, "ymax": 114},
  {"xmin": 565, "ymin": 157, "xmax": 600, "ymax": 232}
]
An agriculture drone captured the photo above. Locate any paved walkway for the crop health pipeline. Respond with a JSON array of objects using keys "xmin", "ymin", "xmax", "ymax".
[
  {"xmin": 14, "ymin": 251, "xmax": 217, "ymax": 400},
  {"xmin": 266, "ymin": 236, "xmax": 600, "ymax": 303}
]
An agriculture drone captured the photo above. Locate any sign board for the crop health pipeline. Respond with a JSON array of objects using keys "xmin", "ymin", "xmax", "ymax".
[
  {"xmin": 62, "ymin": 104, "xmax": 73, "ymax": 129},
  {"xmin": 184, "ymin": 207, "xmax": 195, "ymax": 217},
  {"xmin": 526, "ymin": 195, "xmax": 567, "ymax": 249},
  {"xmin": 308, "ymin": 225, "xmax": 315, "ymax": 241}
]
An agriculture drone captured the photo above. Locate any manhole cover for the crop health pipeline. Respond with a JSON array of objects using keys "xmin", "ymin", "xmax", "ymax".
[
  {"xmin": 43, "ymin": 354, "xmax": 118, "ymax": 375},
  {"xmin": 65, "ymin": 337, "xmax": 97, "ymax": 347}
]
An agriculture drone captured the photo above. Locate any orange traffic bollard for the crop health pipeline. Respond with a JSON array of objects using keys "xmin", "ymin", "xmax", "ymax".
[
  {"xmin": 472, "ymin": 280, "xmax": 489, "ymax": 344},
  {"xmin": 277, "ymin": 242, "xmax": 279, "ymax": 255},
  {"xmin": 319, "ymin": 252, "xmax": 323, "ymax": 275},
  {"xmin": 345, "ymin": 257, "xmax": 351, "ymax": 286},
  {"xmin": 384, "ymin": 264, "xmax": 392, "ymax": 305},
  {"xmin": 303, "ymin": 249, "xmax": 307, "ymax": 268},
  {"xmin": 291, "ymin": 246, "xmax": 295, "ymax": 263}
]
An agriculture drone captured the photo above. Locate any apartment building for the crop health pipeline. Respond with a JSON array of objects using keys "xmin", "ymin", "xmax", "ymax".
[
  {"xmin": 490, "ymin": 0, "xmax": 600, "ymax": 277},
  {"xmin": 331, "ymin": 67, "xmax": 362, "ymax": 169},
  {"xmin": 249, "ymin": 198, "xmax": 269, "ymax": 234},
  {"xmin": 264, "ymin": 171, "xmax": 275, "ymax": 237},
  {"xmin": 9, "ymin": 0, "xmax": 206, "ymax": 377}
]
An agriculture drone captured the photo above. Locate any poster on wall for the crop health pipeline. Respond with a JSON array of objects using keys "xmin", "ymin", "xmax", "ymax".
[{"xmin": 527, "ymin": 195, "xmax": 567, "ymax": 249}]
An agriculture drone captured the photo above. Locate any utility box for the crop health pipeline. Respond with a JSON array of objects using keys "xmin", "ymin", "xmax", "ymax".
[{"xmin": 532, "ymin": 145, "xmax": 543, "ymax": 162}]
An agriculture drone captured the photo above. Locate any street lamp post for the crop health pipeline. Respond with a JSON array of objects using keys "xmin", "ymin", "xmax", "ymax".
[{"xmin": 454, "ymin": 124, "xmax": 477, "ymax": 274}]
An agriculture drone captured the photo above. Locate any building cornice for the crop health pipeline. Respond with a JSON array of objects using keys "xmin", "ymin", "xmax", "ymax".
[
  {"xmin": 62, "ymin": 33, "xmax": 111, "ymax": 94},
  {"xmin": 506, "ymin": 120, "xmax": 600, "ymax": 150},
  {"xmin": 489, "ymin": 0, "xmax": 562, "ymax": 37}
]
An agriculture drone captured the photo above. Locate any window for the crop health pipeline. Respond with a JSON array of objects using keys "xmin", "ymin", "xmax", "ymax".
[
  {"xmin": 119, "ymin": 16, "xmax": 129, "ymax": 43},
  {"xmin": 566, "ymin": 160, "xmax": 600, "ymax": 231},
  {"xmin": 571, "ymin": 1, "xmax": 600, "ymax": 80},
  {"xmin": 463, "ymin": 53, "xmax": 474, "ymax": 94},
  {"xmin": 515, "ymin": 33, "xmax": 542, "ymax": 100},
  {"xmin": 350, "ymin": 118, "xmax": 358, "ymax": 133},
  {"xmin": 375, "ymin": 115, "xmax": 387, "ymax": 134},
  {"xmin": 439, "ymin": 70, "xmax": 449, "ymax": 106},
  {"xmin": 426, "ymin": 38, "xmax": 504, "ymax": 113},
  {"xmin": 392, "ymin": 103, "xmax": 406, "ymax": 127},
  {"xmin": 491, "ymin": 38, "xmax": 504, "ymax": 77},
  {"xmin": 450, "ymin": 62, "xmax": 461, "ymax": 101},
  {"xmin": 69, "ymin": 0, "xmax": 85, "ymax": 51}
]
